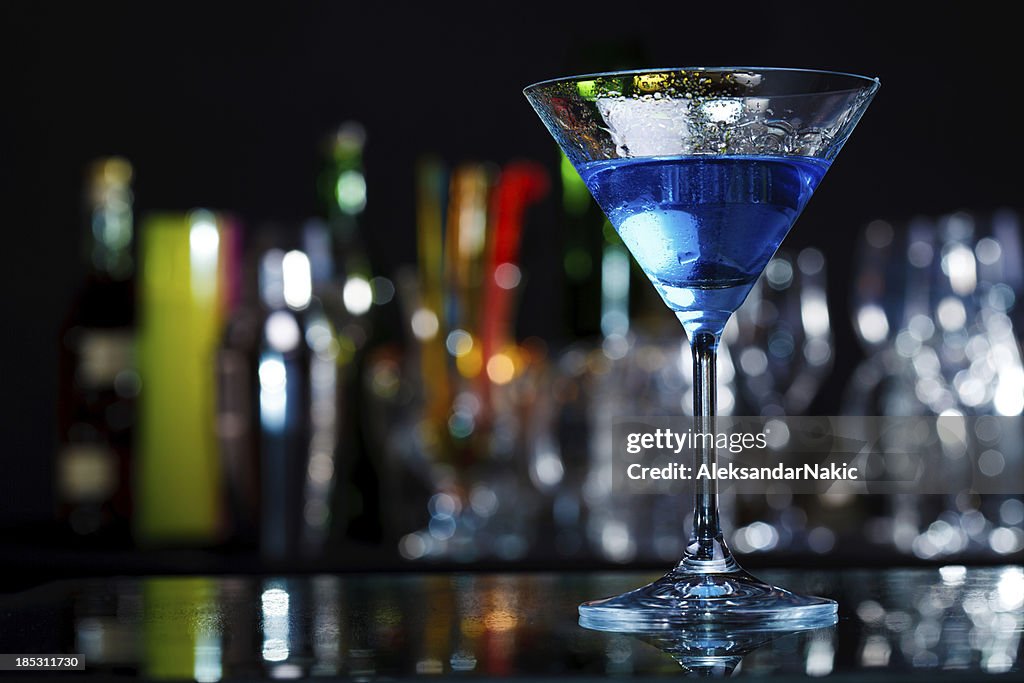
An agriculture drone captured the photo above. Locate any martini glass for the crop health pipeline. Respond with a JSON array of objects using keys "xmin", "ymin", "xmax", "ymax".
[{"xmin": 525, "ymin": 67, "xmax": 878, "ymax": 629}]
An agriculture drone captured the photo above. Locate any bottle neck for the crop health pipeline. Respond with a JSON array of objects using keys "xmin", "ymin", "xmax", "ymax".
[
  {"xmin": 84, "ymin": 163, "xmax": 134, "ymax": 280},
  {"xmin": 322, "ymin": 126, "xmax": 366, "ymax": 240}
]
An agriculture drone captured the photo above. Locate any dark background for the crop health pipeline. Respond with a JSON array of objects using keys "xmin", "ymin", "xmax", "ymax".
[{"xmin": 1, "ymin": 2, "xmax": 1021, "ymax": 529}]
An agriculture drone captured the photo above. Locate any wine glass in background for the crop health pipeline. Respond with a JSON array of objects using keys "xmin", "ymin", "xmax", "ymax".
[
  {"xmin": 728, "ymin": 248, "xmax": 834, "ymax": 556},
  {"xmin": 732, "ymin": 247, "xmax": 833, "ymax": 417},
  {"xmin": 845, "ymin": 219, "xmax": 914, "ymax": 416},
  {"xmin": 845, "ymin": 211, "xmax": 1024, "ymax": 561},
  {"xmin": 913, "ymin": 211, "xmax": 1024, "ymax": 560}
]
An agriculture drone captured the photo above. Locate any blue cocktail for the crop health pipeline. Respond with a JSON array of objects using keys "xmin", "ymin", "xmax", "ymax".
[
  {"xmin": 580, "ymin": 154, "xmax": 828, "ymax": 336},
  {"xmin": 526, "ymin": 67, "xmax": 878, "ymax": 631}
]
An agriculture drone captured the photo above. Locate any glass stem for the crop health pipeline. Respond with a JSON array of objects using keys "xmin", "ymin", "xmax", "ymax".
[{"xmin": 682, "ymin": 329, "xmax": 737, "ymax": 572}]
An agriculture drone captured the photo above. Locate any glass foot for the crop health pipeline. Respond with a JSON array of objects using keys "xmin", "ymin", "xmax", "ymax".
[{"xmin": 579, "ymin": 565, "xmax": 837, "ymax": 632}]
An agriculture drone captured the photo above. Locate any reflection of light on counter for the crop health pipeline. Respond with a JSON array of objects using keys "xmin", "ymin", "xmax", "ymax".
[
  {"xmin": 193, "ymin": 631, "xmax": 222, "ymax": 682},
  {"xmin": 450, "ymin": 651, "xmax": 477, "ymax": 671},
  {"xmin": 984, "ymin": 568, "xmax": 1023, "ymax": 672},
  {"xmin": 939, "ymin": 564, "xmax": 967, "ymax": 585},
  {"xmin": 859, "ymin": 635, "xmax": 891, "ymax": 667},
  {"xmin": 804, "ymin": 637, "xmax": 834, "ymax": 676},
  {"xmin": 270, "ymin": 664, "xmax": 303, "ymax": 679},
  {"xmin": 415, "ymin": 659, "xmax": 444, "ymax": 674},
  {"xmin": 76, "ymin": 618, "xmax": 103, "ymax": 660},
  {"xmin": 310, "ymin": 577, "xmax": 340, "ymax": 676},
  {"xmin": 483, "ymin": 609, "xmax": 518, "ymax": 632},
  {"xmin": 261, "ymin": 587, "xmax": 290, "ymax": 663},
  {"xmin": 604, "ymin": 635, "xmax": 633, "ymax": 674},
  {"xmin": 480, "ymin": 582, "xmax": 520, "ymax": 673}
]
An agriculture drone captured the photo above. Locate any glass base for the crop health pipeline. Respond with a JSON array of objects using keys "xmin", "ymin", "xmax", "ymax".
[{"xmin": 579, "ymin": 566, "xmax": 838, "ymax": 632}]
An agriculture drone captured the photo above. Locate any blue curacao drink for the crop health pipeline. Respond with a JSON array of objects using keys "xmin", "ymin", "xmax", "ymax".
[{"xmin": 579, "ymin": 154, "xmax": 829, "ymax": 335}]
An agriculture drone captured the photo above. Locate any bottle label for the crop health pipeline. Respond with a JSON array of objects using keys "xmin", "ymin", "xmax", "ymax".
[
  {"xmin": 75, "ymin": 330, "xmax": 134, "ymax": 388},
  {"xmin": 57, "ymin": 443, "xmax": 117, "ymax": 502}
]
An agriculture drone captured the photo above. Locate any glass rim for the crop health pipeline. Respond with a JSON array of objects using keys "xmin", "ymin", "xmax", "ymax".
[{"xmin": 523, "ymin": 66, "xmax": 880, "ymax": 96}]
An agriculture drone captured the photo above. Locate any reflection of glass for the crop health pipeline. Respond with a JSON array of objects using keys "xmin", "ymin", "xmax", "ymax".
[
  {"xmin": 525, "ymin": 67, "xmax": 878, "ymax": 628},
  {"xmin": 631, "ymin": 624, "xmax": 835, "ymax": 676}
]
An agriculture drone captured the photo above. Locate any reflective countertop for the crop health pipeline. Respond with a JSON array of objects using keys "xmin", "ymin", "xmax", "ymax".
[{"xmin": 1, "ymin": 567, "xmax": 1021, "ymax": 679}]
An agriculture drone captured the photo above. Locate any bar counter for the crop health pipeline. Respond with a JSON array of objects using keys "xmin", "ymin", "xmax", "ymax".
[{"xmin": 1, "ymin": 567, "xmax": 1020, "ymax": 679}]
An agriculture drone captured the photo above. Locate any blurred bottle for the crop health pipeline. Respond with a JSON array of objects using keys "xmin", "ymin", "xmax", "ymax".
[
  {"xmin": 558, "ymin": 40, "xmax": 665, "ymax": 341},
  {"xmin": 560, "ymin": 150, "xmax": 608, "ymax": 339},
  {"xmin": 216, "ymin": 225, "xmax": 347, "ymax": 559},
  {"xmin": 298, "ymin": 222, "xmax": 345, "ymax": 556},
  {"xmin": 317, "ymin": 123, "xmax": 383, "ymax": 545},
  {"xmin": 56, "ymin": 157, "xmax": 137, "ymax": 542},
  {"xmin": 254, "ymin": 245, "xmax": 315, "ymax": 560},
  {"xmin": 135, "ymin": 211, "xmax": 230, "ymax": 545},
  {"xmin": 215, "ymin": 232, "xmax": 262, "ymax": 546},
  {"xmin": 319, "ymin": 122, "xmax": 372, "ymax": 296}
]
